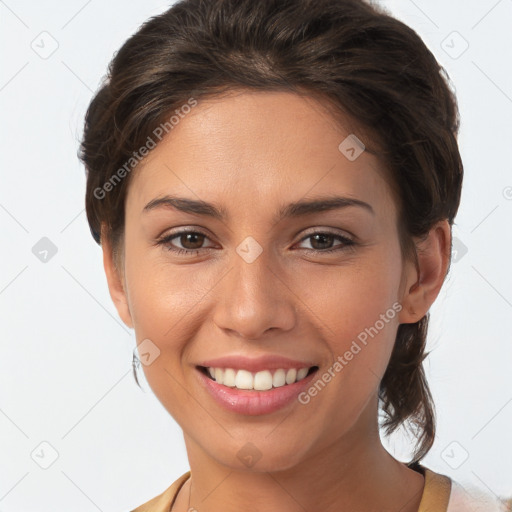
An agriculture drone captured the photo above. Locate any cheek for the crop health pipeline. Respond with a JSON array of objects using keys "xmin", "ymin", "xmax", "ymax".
[
  {"xmin": 123, "ymin": 242, "xmax": 206, "ymax": 398},
  {"xmin": 124, "ymin": 246, "xmax": 205, "ymax": 423},
  {"xmin": 296, "ymin": 253, "xmax": 402, "ymax": 342},
  {"xmin": 296, "ymin": 250, "xmax": 403, "ymax": 393},
  {"xmin": 291, "ymin": 265, "xmax": 402, "ymax": 439},
  {"xmin": 124, "ymin": 237, "xmax": 212, "ymax": 340}
]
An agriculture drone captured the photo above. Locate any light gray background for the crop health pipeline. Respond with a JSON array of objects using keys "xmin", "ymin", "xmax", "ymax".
[{"xmin": 1, "ymin": 0, "xmax": 511, "ymax": 510}]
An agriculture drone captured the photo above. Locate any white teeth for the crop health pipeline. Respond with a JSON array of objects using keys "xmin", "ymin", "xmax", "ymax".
[
  {"xmin": 272, "ymin": 369, "xmax": 286, "ymax": 387},
  {"xmin": 297, "ymin": 367, "xmax": 309, "ymax": 381},
  {"xmin": 253, "ymin": 370, "xmax": 273, "ymax": 391},
  {"xmin": 223, "ymin": 368, "xmax": 236, "ymax": 387},
  {"xmin": 235, "ymin": 369, "xmax": 253, "ymax": 389},
  {"xmin": 205, "ymin": 366, "xmax": 314, "ymax": 390},
  {"xmin": 285, "ymin": 368, "xmax": 297, "ymax": 385}
]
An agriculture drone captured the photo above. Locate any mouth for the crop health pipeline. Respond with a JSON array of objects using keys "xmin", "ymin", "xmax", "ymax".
[
  {"xmin": 197, "ymin": 365, "xmax": 319, "ymax": 391},
  {"xmin": 195, "ymin": 365, "xmax": 320, "ymax": 415}
]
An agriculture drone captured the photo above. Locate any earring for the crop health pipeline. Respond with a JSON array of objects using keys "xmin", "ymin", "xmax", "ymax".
[{"xmin": 132, "ymin": 352, "xmax": 142, "ymax": 388}]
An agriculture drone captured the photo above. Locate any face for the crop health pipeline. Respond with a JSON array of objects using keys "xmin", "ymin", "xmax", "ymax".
[{"xmin": 106, "ymin": 89, "xmax": 427, "ymax": 472}]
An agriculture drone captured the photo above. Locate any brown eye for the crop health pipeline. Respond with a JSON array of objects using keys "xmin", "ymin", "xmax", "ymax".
[
  {"xmin": 309, "ymin": 233, "xmax": 336, "ymax": 250},
  {"xmin": 177, "ymin": 232, "xmax": 206, "ymax": 250},
  {"xmin": 156, "ymin": 230, "xmax": 214, "ymax": 255},
  {"xmin": 297, "ymin": 231, "xmax": 355, "ymax": 253}
]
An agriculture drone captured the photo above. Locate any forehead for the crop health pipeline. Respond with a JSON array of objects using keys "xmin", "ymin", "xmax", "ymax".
[{"xmin": 127, "ymin": 89, "xmax": 397, "ymax": 219}]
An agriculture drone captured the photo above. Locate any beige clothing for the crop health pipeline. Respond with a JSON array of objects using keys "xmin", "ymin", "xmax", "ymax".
[{"xmin": 131, "ymin": 463, "xmax": 459, "ymax": 511}]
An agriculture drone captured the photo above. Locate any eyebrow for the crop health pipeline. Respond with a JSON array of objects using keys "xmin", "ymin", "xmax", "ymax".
[{"xmin": 142, "ymin": 194, "xmax": 375, "ymax": 223}]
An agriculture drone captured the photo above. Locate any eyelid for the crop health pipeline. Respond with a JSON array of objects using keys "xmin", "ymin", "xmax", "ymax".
[
  {"xmin": 156, "ymin": 227, "xmax": 216, "ymax": 248},
  {"xmin": 297, "ymin": 226, "xmax": 354, "ymax": 241}
]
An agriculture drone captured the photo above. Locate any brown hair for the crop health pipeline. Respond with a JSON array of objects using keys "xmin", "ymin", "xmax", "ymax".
[{"xmin": 79, "ymin": 0, "xmax": 463, "ymax": 464}]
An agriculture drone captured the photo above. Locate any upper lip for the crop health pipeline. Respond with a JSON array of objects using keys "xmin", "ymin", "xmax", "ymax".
[{"xmin": 197, "ymin": 355, "xmax": 318, "ymax": 373}]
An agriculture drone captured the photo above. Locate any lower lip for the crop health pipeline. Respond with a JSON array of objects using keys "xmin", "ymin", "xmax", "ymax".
[{"xmin": 195, "ymin": 367, "xmax": 318, "ymax": 415}]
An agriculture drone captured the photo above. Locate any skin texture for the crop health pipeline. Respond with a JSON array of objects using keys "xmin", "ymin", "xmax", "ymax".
[{"xmin": 102, "ymin": 89, "xmax": 451, "ymax": 512}]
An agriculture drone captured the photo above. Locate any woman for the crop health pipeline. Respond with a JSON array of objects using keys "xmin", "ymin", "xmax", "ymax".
[{"xmin": 79, "ymin": 0, "xmax": 505, "ymax": 510}]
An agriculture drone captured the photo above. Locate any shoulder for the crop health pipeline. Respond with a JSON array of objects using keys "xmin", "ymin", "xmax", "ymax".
[
  {"xmin": 415, "ymin": 464, "xmax": 506, "ymax": 512},
  {"xmin": 130, "ymin": 471, "xmax": 191, "ymax": 512},
  {"xmin": 417, "ymin": 465, "xmax": 452, "ymax": 510}
]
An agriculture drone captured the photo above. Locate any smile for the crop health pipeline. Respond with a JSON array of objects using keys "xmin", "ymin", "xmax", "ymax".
[
  {"xmin": 196, "ymin": 365, "xmax": 320, "ymax": 415},
  {"xmin": 200, "ymin": 366, "xmax": 318, "ymax": 391}
]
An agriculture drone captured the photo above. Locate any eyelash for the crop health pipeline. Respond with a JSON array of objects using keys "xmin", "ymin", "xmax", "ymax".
[{"xmin": 155, "ymin": 229, "xmax": 356, "ymax": 256}]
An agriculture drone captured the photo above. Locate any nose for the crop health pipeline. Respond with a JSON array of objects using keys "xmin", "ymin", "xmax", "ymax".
[{"xmin": 212, "ymin": 247, "xmax": 296, "ymax": 341}]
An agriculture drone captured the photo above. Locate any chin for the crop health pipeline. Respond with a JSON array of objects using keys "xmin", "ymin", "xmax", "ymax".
[{"xmin": 213, "ymin": 439, "xmax": 310, "ymax": 473}]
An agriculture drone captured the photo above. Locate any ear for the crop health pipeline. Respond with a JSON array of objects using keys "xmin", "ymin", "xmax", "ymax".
[
  {"xmin": 101, "ymin": 224, "xmax": 134, "ymax": 329},
  {"xmin": 398, "ymin": 220, "xmax": 452, "ymax": 324}
]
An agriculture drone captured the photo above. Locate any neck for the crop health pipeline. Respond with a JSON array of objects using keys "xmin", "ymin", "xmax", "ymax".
[{"xmin": 175, "ymin": 399, "xmax": 425, "ymax": 512}]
